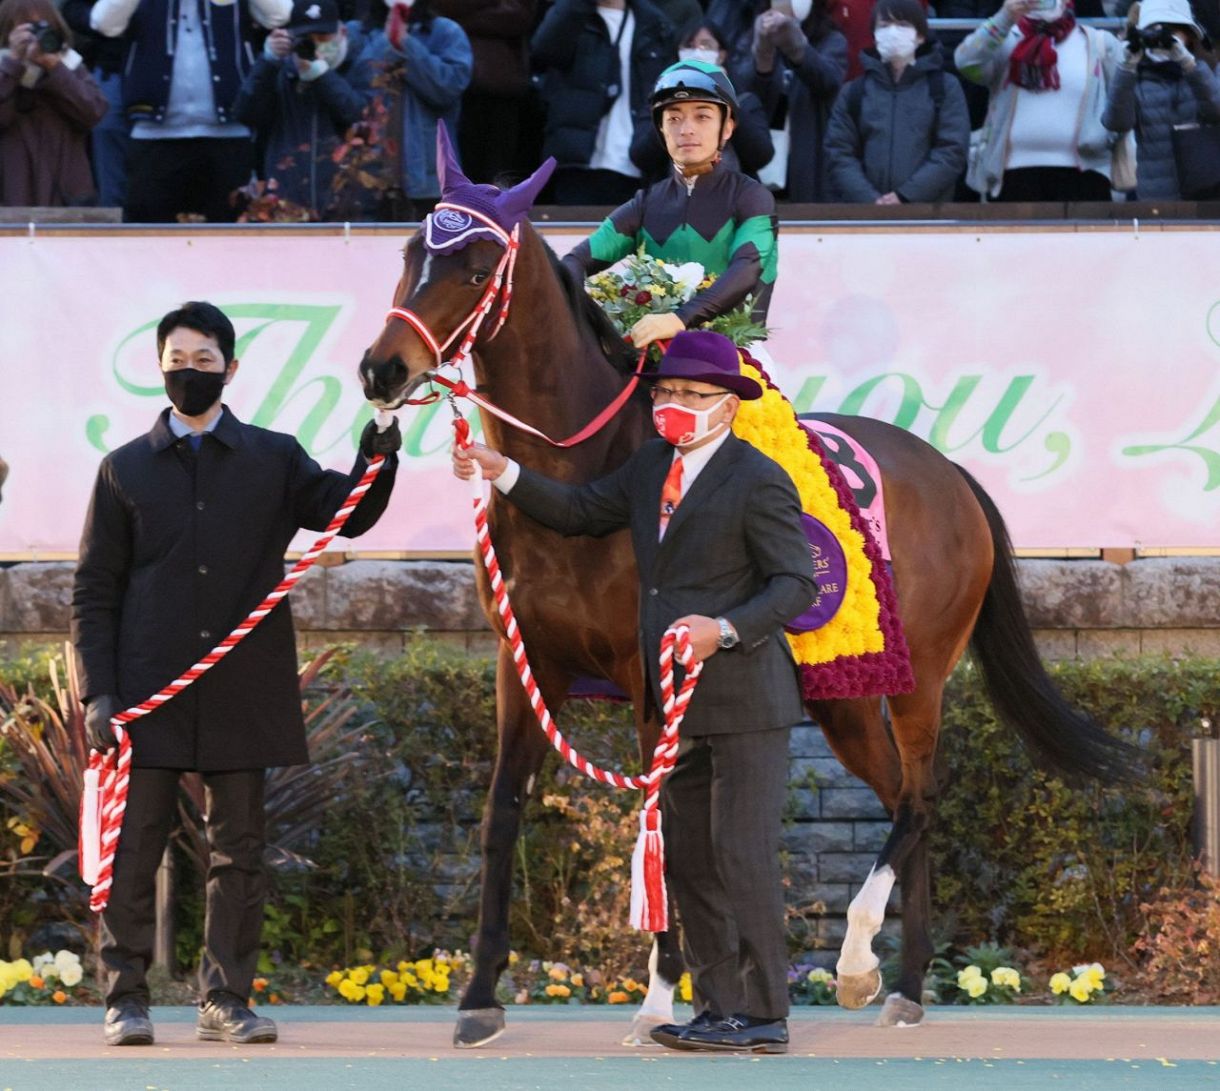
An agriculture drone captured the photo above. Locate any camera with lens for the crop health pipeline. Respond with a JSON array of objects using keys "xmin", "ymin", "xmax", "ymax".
[
  {"xmin": 292, "ymin": 34, "xmax": 317, "ymax": 60},
  {"xmin": 30, "ymin": 19, "xmax": 64, "ymax": 54},
  {"xmin": 1136, "ymin": 23, "xmax": 1180, "ymax": 50}
]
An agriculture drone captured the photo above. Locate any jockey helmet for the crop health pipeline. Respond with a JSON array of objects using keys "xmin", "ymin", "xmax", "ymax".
[{"xmin": 650, "ymin": 60, "xmax": 740, "ymax": 129}]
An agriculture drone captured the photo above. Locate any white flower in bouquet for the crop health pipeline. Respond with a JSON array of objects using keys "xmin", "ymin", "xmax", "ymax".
[{"xmin": 661, "ymin": 261, "xmax": 705, "ymax": 300}]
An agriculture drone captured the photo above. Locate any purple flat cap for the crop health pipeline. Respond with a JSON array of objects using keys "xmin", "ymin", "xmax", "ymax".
[
  {"xmin": 423, "ymin": 125, "xmax": 557, "ymax": 254},
  {"xmin": 653, "ymin": 331, "xmax": 763, "ymax": 400}
]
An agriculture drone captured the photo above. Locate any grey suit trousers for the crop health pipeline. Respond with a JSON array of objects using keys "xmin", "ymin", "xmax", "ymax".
[{"xmin": 662, "ymin": 725, "xmax": 792, "ymax": 1021}]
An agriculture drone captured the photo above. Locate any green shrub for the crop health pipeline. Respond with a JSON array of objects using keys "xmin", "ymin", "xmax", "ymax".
[
  {"xmin": 930, "ymin": 657, "xmax": 1210, "ymax": 967},
  {"xmin": 2, "ymin": 641, "xmax": 1215, "ymax": 993}
]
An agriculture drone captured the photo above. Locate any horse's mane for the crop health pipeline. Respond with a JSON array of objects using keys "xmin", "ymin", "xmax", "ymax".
[{"xmin": 541, "ymin": 239, "xmax": 639, "ymax": 376}]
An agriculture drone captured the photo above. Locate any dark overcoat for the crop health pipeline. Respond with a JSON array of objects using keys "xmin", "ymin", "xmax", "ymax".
[
  {"xmin": 508, "ymin": 433, "xmax": 815, "ymax": 734},
  {"xmin": 71, "ymin": 407, "xmax": 397, "ymax": 771}
]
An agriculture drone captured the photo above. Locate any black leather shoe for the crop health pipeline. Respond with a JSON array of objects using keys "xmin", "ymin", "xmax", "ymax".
[
  {"xmin": 649, "ymin": 1009, "xmax": 723, "ymax": 1050},
  {"xmin": 103, "ymin": 996, "xmax": 154, "ymax": 1046},
  {"xmin": 197, "ymin": 991, "xmax": 278, "ymax": 1043},
  {"xmin": 676, "ymin": 1014, "xmax": 789, "ymax": 1053}
]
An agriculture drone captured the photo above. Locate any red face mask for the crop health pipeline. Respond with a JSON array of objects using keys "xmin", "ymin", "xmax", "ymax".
[{"xmin": 652, "ymin": 394, "xmax": 730, "ymax": 447}]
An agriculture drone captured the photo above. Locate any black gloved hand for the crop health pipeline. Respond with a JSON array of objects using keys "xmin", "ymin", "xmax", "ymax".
[
  {"xmin": 85, "ymin": 694, "xmax": 122, "ymax": 752},
  {"xmin": 359, "ymin": 417, "xmax": 402, "ymax": 459}
]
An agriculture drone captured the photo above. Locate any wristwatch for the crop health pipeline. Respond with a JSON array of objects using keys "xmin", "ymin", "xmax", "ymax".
[{"xmin": 716, "ymin": 617, "xmax": 739, "ymax": 650}]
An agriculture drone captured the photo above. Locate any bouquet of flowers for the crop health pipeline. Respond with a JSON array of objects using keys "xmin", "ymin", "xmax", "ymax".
[{"xmin": 585, "ymin": 248, "xmax": 768, "ymax": 359}]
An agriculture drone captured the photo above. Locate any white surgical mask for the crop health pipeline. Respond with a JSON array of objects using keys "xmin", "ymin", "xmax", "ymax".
[
  {"xmin": 679, "ymin": 47, "xmax": 721, "ymax": 65},
  {"xmin": 1029, "ymin": 0, "xmax": 1065, "ymax": 21},
  {"xmin": 874, "ymin": 24, "xmax": 918, "ymax": 62},
  {"xmin": 790, "ymin": 0, "xmax": 813, "ymax": 21},
  {"xmin": 316, "ymin": 35, "xmax": 347, "ymax": 68}
]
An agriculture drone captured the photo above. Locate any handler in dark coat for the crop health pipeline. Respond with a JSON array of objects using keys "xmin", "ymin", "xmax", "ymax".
[
  {"xmin": 71, "ymin": 301, "xmax": 399, "ymax": 1047},
  {"xmin": 454, "ymin": 331, "xmax": 815, "ymax": 1053}
]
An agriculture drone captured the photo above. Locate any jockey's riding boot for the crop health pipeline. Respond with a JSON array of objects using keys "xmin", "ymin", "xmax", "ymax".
[
  {"xmin": 197, "ymin": 990, "xmax": 278, "ymax": 1043},
  {"xmin": 103, "ymin": 995, "xmax": 154, "ymax": 1046},
  {"xmin": 649, "ymin": 1008, "xmax": 722, "ymax": 1050}
]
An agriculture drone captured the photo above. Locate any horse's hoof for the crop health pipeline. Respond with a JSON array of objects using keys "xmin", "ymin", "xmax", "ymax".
[
  {"xmin": 621, "ymin": 1012, "xmax": 669, "ymax": 1047},
  {"xmin": 875, "ymin": 992, "xmax": 925, "ymax": 1027},
  {"xmin": 453, "ymin": 1007, "xmax": 506, "ymax": 1049},
  {"xmin": 836, "ymin": 968, "xmax": 883, "ymax": 1010}
]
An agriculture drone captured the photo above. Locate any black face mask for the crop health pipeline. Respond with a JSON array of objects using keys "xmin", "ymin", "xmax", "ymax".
[{"xmin": 164, "ymin": 367, "xmax": 227, "ymax": 417}]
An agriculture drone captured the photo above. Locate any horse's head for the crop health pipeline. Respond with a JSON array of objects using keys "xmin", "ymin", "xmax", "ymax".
[{"xmin": 359, "ymin": 127, "xmax": 556, "ymax": 409}]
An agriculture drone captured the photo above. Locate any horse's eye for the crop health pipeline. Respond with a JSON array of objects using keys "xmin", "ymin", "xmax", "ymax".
[{"xmin": 471, "ymin": 271, "xmax": 490, "ymax": 286}]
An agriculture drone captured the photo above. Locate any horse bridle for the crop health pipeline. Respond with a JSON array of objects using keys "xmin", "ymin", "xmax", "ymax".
[
  {"xmin": 380, "ymin": 201, "xmax": 648, "ymax": 447},
  {"xmin": 383, "ymin": 202, "xmax": 520, "ymax": 402}
]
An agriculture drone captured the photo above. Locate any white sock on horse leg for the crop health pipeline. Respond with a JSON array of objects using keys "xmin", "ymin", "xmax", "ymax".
[
  {"xmin": 837, "ymin": 864, "xmax": 895, "ymax": 978},
  {"xmin": 636, "ymin": 940, "xmax": 676, "ymax": 1019}
]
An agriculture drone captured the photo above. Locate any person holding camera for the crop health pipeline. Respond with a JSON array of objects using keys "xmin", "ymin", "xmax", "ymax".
[
  {"xmin": 955, "ymin": 0, "xmax": 1124, "ymax": 201},
  {"xmin": 90, "ymin": 0, "xmax": 291, "ymax": 222},
  {"xmin": 0, "ymin": 0, "xmax": 107, "ymax": 206},
  {"xmin": 1102, "ymin": 0, "xmax": 1220, "ymax": 198},
  {"xmin": 359, "ymin": 0, "xmax": 472, "ymax": 220},
  {"xmin": 234, "ymin": 0, "xmax": 373, "ymax": 219},
  {"xmin": 746, "ymin": 0, "xmax": 848, "ymax": 201}
]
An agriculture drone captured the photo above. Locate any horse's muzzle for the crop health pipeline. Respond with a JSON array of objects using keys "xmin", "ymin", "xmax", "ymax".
[{"xmin": 358, "ymin": 350, "xmax": 413, "ymax": 408}]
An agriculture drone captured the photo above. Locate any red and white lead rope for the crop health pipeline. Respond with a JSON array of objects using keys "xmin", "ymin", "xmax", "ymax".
[
  {"xmin": 80, "ymin": 429, "xmax": 392, "ymax": 914},
  {"xmin": 455, "ymin": 415, "xmax": 701, "ymax": 931}
]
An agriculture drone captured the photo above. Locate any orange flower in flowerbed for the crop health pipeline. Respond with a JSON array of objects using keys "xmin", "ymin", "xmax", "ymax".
[{"xmin": 52, "ymin": 991, "xmax": 66, "ymax": 1004}]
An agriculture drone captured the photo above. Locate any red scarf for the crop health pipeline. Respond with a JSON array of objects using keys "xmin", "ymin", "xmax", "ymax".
[{"xmin": 1008, "ymin": 3, "xmax": 1077, "ymax": 92}]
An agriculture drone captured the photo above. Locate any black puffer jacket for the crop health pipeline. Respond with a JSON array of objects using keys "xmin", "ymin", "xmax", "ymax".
[{"xmin": 531, "ymin": 0, "xmax": 676, "ymax": 167}]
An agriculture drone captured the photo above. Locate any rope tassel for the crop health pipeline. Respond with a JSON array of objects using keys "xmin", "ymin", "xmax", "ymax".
[{"xmin": 630, "ymin": 808, "xmax": 668, "ymax": 932}]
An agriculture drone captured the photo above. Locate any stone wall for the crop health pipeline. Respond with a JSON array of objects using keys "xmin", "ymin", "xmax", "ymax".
[
  {"xmin": 3, "ymin": 555, "xmax": 1217, "ymax": 957},
  {"xmin": 8, "ymin": 555, "xmax": 1218, "ymax": 657}
]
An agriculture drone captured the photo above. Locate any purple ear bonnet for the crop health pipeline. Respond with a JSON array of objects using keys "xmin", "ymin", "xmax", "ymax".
[{"xmin": 424, "ymin": 125, "xmax": 557, "ymax": 254}]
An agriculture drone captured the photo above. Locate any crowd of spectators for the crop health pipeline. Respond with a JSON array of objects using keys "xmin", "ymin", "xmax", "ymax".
[{"xmin": 2, "ymin": 0, "xmax": 1219, "ymax": 219}]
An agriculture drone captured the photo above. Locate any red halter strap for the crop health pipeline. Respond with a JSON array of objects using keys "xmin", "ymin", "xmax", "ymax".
[{"xmin": 384, "ymin": 210, "xmax": 519, "ymax": 383}]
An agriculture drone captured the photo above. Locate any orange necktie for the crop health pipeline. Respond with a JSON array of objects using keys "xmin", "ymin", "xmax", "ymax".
[{"xmin": 659, "ymin": 455, "xmax": 684, "ymax": 539}]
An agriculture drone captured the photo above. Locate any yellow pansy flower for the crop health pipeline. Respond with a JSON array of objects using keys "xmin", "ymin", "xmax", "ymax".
[
  {"xmin": 380, "ymin": 970, "xmax": 399, "ymax": 988},
  {"xmin": 1050, "ymin": 972, "xmax": 1072, "ymax": 995},
  {"xmin": 350, "ymin": 967, "xmax": 370, "ymax": 986},
  {"xmin": 365, "ymin": 984, "xmax": 386, "ymax": 1007},
  {"xmin": 965, "ymin": 977, "xmax": 987, "ymax": 999},
  {"xmin": 1069, "ymin": 977, "xmax": 1094, "ymax": 1003},
  {"xmin": 390, "ymin": 982, "xmax": 407, "ymax": 1002},
  {"xmin": 957, "ymin": 965, "xmax": 983, "ymax": 989}
]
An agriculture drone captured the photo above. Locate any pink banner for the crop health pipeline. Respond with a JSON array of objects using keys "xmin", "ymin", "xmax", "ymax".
[{"xmin": 1, "ymin": 225, "xmax": 1218, "ymax": 555}]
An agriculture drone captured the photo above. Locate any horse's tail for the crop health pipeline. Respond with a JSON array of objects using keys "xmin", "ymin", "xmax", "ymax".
[{"xmin": 955, "ymin": 464, "xmax": 1141, "ymax": 785}]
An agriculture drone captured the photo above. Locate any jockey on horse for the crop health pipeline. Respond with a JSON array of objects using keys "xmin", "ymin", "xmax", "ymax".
[{"xmin": 562, "ymin": 60, "xmax": 779, "ymax": 349}]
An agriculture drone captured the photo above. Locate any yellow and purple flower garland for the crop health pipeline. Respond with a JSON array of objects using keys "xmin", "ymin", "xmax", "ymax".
[{"xmin": 732, "ymin": 354, "xmax": 914, "ymax": 700}]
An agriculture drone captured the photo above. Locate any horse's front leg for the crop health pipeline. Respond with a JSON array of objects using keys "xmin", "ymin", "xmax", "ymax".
[
  {"xmin": 455, "ymin": 640, "xmax": 563, "ymax": 1048},
  {"xmin": 623, "ymin": 928, "xmax": 685, "ymax": 1045}
]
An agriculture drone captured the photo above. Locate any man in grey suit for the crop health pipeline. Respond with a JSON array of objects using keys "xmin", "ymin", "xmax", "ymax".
[{"xmin": 454, "ymin": 330, "xmax": 815, "ymax": 1053}]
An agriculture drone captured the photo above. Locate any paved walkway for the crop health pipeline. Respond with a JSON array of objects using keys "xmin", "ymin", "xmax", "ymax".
[{"xmin": 2, "ymin": 1006, "xmax": 1217, "ymax": 1090}]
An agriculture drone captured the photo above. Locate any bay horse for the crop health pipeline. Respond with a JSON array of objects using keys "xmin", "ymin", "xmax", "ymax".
[{"xmin": 358, "ymin": 216, "xmax": 1132, "ymax": 1047}]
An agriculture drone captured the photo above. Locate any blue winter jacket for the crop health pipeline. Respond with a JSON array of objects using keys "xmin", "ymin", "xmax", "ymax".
[
  {"xmin": 234, "ymin": 23, "xmax": 374, "ymax": 217},
  {"xmin": 360, "ymin": 18, "xmax": 472, "ymax": 198}
]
